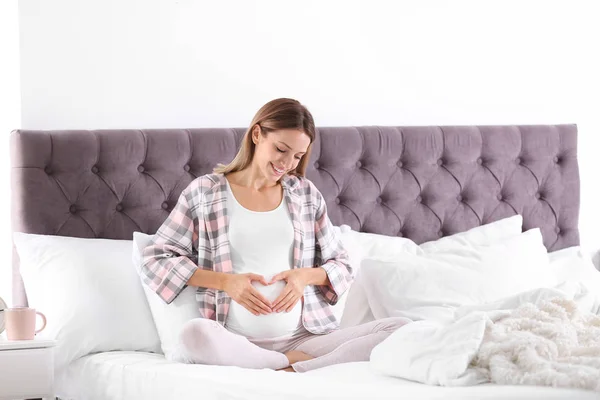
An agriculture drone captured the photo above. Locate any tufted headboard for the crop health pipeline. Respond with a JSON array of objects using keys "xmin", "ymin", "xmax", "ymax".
[{"xmin": 11, "ymin": 125, "xmax": 580, "ymax": 306}]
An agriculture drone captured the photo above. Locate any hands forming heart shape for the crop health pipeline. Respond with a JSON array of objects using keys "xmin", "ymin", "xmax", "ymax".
[{"xmin": 222, "ymin": 270, "xmax": 308, "ymax": 316}]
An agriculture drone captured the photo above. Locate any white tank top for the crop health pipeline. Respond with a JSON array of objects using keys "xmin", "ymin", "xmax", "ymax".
[{"xmin": 224, "ymin": 180, "xmax": 303, "ymax": 339}]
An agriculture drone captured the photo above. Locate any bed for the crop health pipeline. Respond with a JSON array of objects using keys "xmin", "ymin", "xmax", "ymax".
[{"xmin": 11, "ymin": 125, "xmax": 597, "ymax": 400}]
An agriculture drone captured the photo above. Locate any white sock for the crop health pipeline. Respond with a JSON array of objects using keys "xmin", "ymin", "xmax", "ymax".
[{"xmin": 178, "ymin": 318, "xmax": 289, "ymax": 370}]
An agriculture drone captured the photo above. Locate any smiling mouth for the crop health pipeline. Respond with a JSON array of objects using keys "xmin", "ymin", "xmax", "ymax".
[{"xmin": 271, "ymin": 163, "xmax": 285, "ymax": 175}]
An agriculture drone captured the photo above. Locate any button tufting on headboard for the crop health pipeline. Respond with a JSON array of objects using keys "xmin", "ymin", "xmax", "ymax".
[{"xmin": 10, "ymin": 125, "xmax": 579, "ymax": 251}]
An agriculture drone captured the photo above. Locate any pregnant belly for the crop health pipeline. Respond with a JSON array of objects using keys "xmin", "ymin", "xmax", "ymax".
[{"xmin": 225, "ymin": 280, "xmax": 303, "ymax": 339}]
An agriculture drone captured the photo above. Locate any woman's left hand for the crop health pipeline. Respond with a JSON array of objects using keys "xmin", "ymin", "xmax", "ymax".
[{"xmin": 269, "ymin": 269, "xmax": 309, "ymax": 313}]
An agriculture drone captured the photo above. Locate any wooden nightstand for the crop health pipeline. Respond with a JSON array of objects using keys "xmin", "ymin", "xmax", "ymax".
[{"xmin": 0, "ymin": 336, "xmax": 56, "ymax": 400}]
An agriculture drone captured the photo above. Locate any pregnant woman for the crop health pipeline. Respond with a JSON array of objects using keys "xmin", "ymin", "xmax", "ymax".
[{"xmin": 140, "ymin": 98, "xmax": 410, "ymax": 372}]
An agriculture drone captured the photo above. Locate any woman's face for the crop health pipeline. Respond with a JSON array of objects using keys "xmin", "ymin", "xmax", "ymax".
[{"xmin": 252, "ymin": 128, "xmax": 311, "ymax": 182}]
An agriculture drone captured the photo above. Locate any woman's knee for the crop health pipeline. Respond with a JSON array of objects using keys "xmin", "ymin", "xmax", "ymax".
[
  {"xmin": 179, "ymin": 318, "xmax": 220, "ymax": 350},
  {"xmin": 373, "ymin": 316, "xmax": 411, "ymax": 333}
]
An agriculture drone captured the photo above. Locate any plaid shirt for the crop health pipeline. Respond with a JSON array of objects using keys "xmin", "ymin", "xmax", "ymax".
[{"xmin": 140, "ymin": 173, "xmax": 353, "ymax": 334}]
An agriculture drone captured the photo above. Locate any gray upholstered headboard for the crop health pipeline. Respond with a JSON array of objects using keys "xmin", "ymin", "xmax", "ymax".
[{"xmin": 11, "ymin": 125, "xmax": 580, "ymax": 306}]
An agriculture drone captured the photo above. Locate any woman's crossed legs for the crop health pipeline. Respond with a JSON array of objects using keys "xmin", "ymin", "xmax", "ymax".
[{"xmin": 175, "ymin": 317, "xmax": 410, "ymax": 372}]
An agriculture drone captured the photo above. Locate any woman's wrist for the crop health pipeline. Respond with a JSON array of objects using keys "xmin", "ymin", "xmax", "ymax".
[
  {"xmin": 218, "ymin": 272, "xmax": 232, "ymax": 291},
  {"xmin": 188, "ymin": 269, "xmax": 231, "ymax": 291},
  {"xmin": 302, "ymin": 267, "xmax": 329, "ymax": 286}
]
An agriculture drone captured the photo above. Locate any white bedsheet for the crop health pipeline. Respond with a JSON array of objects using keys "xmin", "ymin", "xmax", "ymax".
[{"xmin": 55, "ymin": 351, "xmax": 599, "ymax": 400}]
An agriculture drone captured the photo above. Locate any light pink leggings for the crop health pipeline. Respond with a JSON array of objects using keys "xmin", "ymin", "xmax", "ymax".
[{"xmin": 174, "ymin": 317, "xmax": 411, "ymax": 372}]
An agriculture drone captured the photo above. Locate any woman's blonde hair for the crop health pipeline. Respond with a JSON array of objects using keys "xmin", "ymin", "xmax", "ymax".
[{"xmin": 213, "ymin": 98, "xmax": 315, "ymax": 177}]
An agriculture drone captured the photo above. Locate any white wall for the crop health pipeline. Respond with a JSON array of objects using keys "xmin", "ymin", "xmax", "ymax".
[
  {"xmin": 0, "ymin": 0, "xmax": 21, "ymax": 304},
  {"xmin": 16, "ymin": 0, "xmax": 600, "ymax": 256}
]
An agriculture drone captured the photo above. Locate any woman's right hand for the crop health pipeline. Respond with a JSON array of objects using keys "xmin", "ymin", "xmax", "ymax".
[{"xmin": 222, "ymin": 273, "xmax": 273, "ymax": 316}]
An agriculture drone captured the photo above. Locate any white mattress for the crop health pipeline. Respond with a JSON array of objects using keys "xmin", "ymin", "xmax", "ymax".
[{"xmin": 55, "ymin": 351, "xmax": 600, "ymax": 400}]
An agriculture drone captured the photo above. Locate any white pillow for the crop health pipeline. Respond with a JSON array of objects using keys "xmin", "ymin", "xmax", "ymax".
[
  {"xmin": 13, "ymin": 233, "xmax": 161, "ymax": 372},
  {"xmin": 339, "ymin": 216, "xmax": 522, "ymax": 327},
  {"xmin": 355, "ymin": 228, "xmax": 555, "ymax": 323},
  {"xmin": 342, "ymin": 215, "xmax": 523, "ymax": 267},
  {"xmin": 132, "ymin": 232, "xmax": 201, "ymax": 361},
  {"xmin": 334, "ymin": 225, "xmax": 422, "ymax": 324},
  {"xmin": 339, "ymin": 275, "xmax": 376, "ymax": 329},
  {"xmin": 337, "ymin": 228, "xmax": 421, "ymax": 328},
  {"xmin": 343, "ymin": 229, "xmax": 422, "ymax": 262},
  {"xmin": 451, "ymin": 246, "xmax": 600, "ymax": 319},
  {"xmin": 419, "ymin": 214, "xmax": 523, "ymax": 253},
  {"xmin": 548, "ymin": 246, "xmax": 600, "ymax": 295}
]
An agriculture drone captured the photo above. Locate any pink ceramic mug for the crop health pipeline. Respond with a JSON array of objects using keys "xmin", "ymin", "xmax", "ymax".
[{"xmin": 5, "ymin": 307, "xmax": 47, "ymax": 340}]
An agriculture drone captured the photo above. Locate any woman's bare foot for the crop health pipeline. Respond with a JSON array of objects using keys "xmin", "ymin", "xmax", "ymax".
[
  {"xmin": 277, "ymin": 350, "xmax": 314, "ymax": 372},
  {"xmin": 284, "ymin": 350, "xmax": 314, "ymax": 364}
]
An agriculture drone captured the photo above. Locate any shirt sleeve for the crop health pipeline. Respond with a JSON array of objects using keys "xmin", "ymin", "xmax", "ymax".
[
  {"xmin": 140, "ymin": 188, "xmax": 211, "ymax": 304},
  {"xmin": 312, "ymin": 187, "xmax": 354, "ymax": 305}
]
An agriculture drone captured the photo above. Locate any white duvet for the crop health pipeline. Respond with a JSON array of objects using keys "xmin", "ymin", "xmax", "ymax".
[
  {"xmin": 371, "ymin": 282, "xmax": 600, "ymax": 392},
  {"xmin": 55, "ymin": 351, "xmax": 599, "ymax": 400}
]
